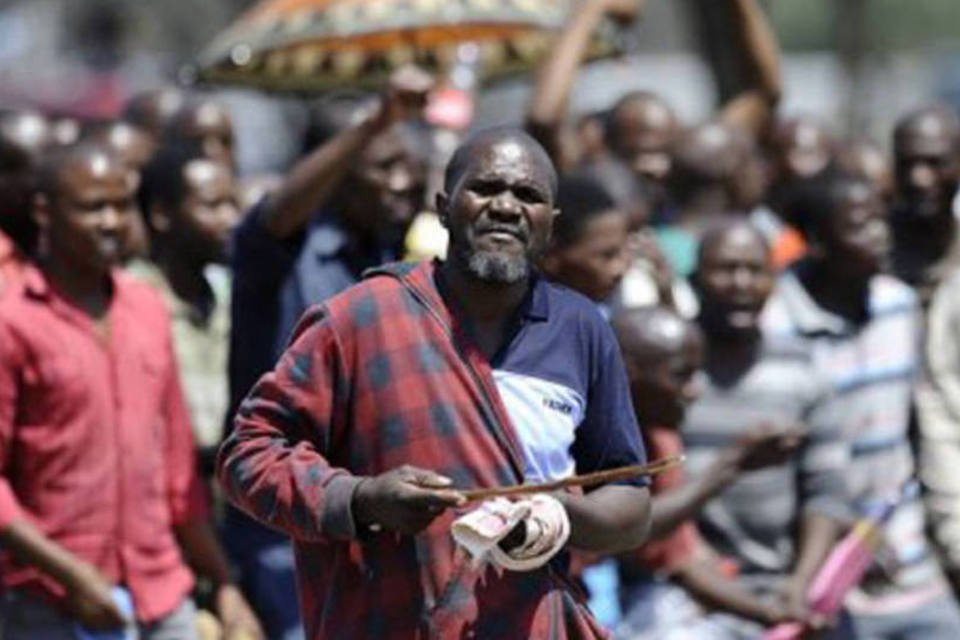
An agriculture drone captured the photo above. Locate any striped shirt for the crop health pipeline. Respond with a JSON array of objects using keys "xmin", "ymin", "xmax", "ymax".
[
  {"xmin": 682, "ymin": 335, "xmax": 848, "ymax": 590},
  {"xmin": 763, "ymin": 264, "xmax": 948, "ymax": 614}
]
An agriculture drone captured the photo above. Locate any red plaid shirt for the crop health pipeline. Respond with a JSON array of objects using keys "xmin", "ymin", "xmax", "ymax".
[
  {"xmin": 219, "ymin": 261, "xmax": 635, "ymax": 639},
  {"xmin": 0, "ymin": 266, "xmax": 207, "ymax": 622}
]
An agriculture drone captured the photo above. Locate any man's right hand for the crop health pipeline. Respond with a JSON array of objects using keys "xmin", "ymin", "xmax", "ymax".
[
  {"xmin": 375, "ymin": 65, "xmax": 434, "ymax": 128},
  {"xmin": 731, "ymin": 423, "xmax": 807, "ymax": 471},
  {"xmin": 353, "ymin": 465, "xmax": 465, "ymax": 535},
  {"xmin": 63, "ymin": 561, "xmax": 127, "ymax": 631}
]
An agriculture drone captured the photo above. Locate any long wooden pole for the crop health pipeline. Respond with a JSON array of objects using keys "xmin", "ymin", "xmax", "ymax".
[{"xmin": 461, "ymin": 454, "xmax": 684, "ymax": 502}]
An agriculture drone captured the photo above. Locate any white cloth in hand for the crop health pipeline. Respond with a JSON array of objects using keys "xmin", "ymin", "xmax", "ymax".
[{"xmin": 451, "ymin": 494, "xmax": 570, "ymax": 572}]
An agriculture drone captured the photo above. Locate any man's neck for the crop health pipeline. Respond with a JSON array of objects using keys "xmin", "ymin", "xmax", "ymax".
[
  {"xmin": 440, "ymin": 260, "xmax": 529, "ymax": 359},
  {"xmin": 799, "ymin": 259, "xmax": 871, "ymax": 323},
  {"xmin": 42, "ymin": 259, "xmax": 111, "ymax": 320},
  {"xmin": 896, "ymin": 207, "xmax": 956, "ymax": 258},
  {"xmin": 701, "ymin": 325, "xmax": 761, "ymax": 386},
  {"xmin": 153, "ymin": 244, "xmax": 213, "ymax": 318}
]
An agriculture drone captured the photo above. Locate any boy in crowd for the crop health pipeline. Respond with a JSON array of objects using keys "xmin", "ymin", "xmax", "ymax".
[{"xmin": 541, "ymin": 172, "xmax": 632, "ymax": 308}]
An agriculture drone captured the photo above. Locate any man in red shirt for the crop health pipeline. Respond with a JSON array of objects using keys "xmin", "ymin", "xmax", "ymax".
[{"xmin": 0, "ymin": 142, "xmax": 261, "ymax": 639}]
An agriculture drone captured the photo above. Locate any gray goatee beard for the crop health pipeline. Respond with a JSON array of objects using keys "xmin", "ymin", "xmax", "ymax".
[{"xmin": 463, "ymin": 249, "xmax": 529, "ymax": 285}]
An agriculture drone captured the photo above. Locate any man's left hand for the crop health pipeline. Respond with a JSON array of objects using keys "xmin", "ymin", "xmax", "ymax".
[{"xmin": 215, "ymin": 584, "xmax": 265, "ymax": 640}]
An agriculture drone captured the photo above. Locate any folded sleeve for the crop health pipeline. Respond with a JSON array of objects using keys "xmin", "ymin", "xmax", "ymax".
[{"xmin": 798, "ymin": 380, "xmax": 850, "ymax": 523}]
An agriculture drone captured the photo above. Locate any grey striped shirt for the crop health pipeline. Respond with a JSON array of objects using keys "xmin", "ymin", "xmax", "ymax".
[
  {"xmin": 682, "ymin": 334, "xmax": 848, "ymax": 588},
  {"xmin": 763, "ymin": 268, "xmax": 948, "ymax": 613}
]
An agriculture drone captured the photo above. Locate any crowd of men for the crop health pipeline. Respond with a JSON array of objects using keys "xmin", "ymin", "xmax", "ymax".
[{"xmin": 3, "ymin": 0, "xmax": 960, "ymax": 638}]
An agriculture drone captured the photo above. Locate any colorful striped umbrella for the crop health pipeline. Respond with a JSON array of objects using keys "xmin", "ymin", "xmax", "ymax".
[{"xmin": 190, "ymin": 0, "xmax": 623, "ymax": 92}]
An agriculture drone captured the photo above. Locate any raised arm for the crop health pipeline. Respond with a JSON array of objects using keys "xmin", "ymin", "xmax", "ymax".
[
  {"xmin": 718, "ymin": 0, "xmax": 783, "ymax": 136},
  {"xmin": 260, "ymin": 65, "xmax": 433, "ymax": 239},
  {"xmin": 525, "ymin": 0, "xmax": 643, "ymax": 172}
]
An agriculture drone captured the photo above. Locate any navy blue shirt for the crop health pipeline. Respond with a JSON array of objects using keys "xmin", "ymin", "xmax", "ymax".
[
  {"xmin": 228, "ymin": 201, "xmax": 396, "ymax": 418},
  {"xmin": 471, "ymin": 275, "xmax": 647, "ymax": 485}
]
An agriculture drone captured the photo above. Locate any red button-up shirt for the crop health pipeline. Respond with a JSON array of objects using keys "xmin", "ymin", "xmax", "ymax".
[
  {"xmin": 0, "ymin": 266, "xmax": 207, "ymax": 622},
  {"xmin": 0, "ymin": 231, "xmax": 23, "ymax": 297}
]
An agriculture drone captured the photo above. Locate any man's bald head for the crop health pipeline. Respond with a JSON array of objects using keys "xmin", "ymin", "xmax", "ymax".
[
  {"xmin": 894, "ymin": 104, "xmax": 960, "ymax": 156},
  {"xmin": 606, "ymin": 91, "xmax": 677, "ymax": 144},
  {"xmin": 893, "ymin": 104, "xmax": 960, "ymax": 219},
  {"xmin": 613, "ymin": 305, "xmax": 703, "ymax": 427},
  {"xmin": 697, "ymin": 218, "xmax": 768, "ymax": 267},
  {"xmin": 35, "ymin": 141, "xmax": 128, "ymax": 203},
  {"xmin": 123, "ymin": 87, "xmax": 185, "ymax": 139},
  {"xmin": 605, "ymin": 91, "xmax": 678, "ymax": 189},
  {"xmin": 443, "ymin": 127, "xmax": 557, "ymax": 198},
  {"xmin": 613, "ymin": 305, "xmax": 694, "ymax": 366},
  {"xmin": 0, "ymin": 110, "xmax": 51, "ymax": 161},
  {"xmin": 771, "ymin": 116, "xmax": 834, "ymax": 182}
]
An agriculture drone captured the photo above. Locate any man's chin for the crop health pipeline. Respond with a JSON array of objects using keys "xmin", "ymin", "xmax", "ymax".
[{"xmin": 465, "ymin": 250, "xmax": 529, "ymax": 286}]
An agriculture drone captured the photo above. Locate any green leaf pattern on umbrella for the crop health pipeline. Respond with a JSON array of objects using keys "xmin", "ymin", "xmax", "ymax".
[{"xmin": 194, "ymin": 0, "xmax": 622, "ymax": 92}]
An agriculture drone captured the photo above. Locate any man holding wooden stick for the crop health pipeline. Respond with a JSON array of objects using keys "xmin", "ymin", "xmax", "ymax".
[{"xmin": 217, "ymin": 128, "xmax": 652, "ymax": 639}]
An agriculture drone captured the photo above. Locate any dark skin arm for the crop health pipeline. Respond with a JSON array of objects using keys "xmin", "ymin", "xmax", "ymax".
[
  {"xmin": 674, "ymin": 556, "xmax": 789, "ymax": 626},
  {"xmin": 777, "ymin": 512, "xmax": 839, "ymax": 626},
  {"xmin": 259, "ymin": 65, "xmax": 433, "ymax": 239},
  {"xmin": 0, "ymin": 519, "xmax": 126, "ymax": 631},
  {"xmin": 718, "ymin": 0, "xmax": 783, "ymax": 136},
  {"xmin": 651, "ymin": 424, "xmax": 805, "ymax": 539},
  {"xmin": 175, "ymin": 520, "xmax": 264, "ymax": 639},
  {"xmin": 557, "ymin": 484, "xmax": 651, "ymax": 553},
  {"xmin": 525, "ymin": 0, "xmax": 643, "ymax": 172}
]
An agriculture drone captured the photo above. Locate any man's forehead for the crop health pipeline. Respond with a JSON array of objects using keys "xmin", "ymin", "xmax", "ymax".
[
  {"xmin": 465, "ymin": 139, "xmax": 552, "ymax": 182},
  {"xmin": 703, "ymin": 225, "xmax": 767, "ymax": 259},
  {"xmin": 59, "ymin": 152, "xmax": 131, "ymax": 191}
]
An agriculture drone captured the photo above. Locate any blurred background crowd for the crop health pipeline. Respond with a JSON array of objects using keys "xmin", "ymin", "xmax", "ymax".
[{"xmin": 4, "ymin": 0, "xmax": 960, "ymax": 639}]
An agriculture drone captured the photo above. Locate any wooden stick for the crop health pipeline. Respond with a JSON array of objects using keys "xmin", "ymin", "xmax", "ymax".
[{"xmin": 461, "ymin": 455, "xmax": 684, "ymax": 502}]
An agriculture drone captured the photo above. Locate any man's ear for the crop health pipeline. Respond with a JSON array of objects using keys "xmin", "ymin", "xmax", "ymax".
[
  {"xmin": 32, "ymin": 193, "xmax": 51, "ymax": 233},
  {"xmin": 805, "ymin": 230, "xmax": 826, "ymax": 261},
  {"xmin": 435, "ymin": 191, "xmax": 449, "ymax": 228},
  {"xmin": 540, "ymin": 248, "xmax": 559, "ymax": 277},
  {"xmin": 149, "ymin": 205, "xmax": 173, "ymax": 234}
]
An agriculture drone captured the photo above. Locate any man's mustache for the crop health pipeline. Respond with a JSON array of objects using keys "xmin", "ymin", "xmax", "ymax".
[{"xmin": 474, "ymin": 223, "xmax": 530, "ymax": 243}]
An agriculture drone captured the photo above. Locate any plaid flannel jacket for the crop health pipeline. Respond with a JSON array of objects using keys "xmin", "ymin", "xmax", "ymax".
[{"xmin": 218, "ymin": 260, "xmax": 615, "ymax": 639}]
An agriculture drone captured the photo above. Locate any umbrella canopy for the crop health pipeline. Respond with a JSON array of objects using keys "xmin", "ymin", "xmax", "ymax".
[{"xmin": 191, "ymin": 0, "xmax": 623, "ymax": 92}]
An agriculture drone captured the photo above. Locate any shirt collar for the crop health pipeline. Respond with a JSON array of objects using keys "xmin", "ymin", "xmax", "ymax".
[
  {"xmin": 777, "ymin": 263, "xmax": 900, "ymax": 337},
  {"xmin": 524, "ymin": 273, "xmax": 550, "ymax": 321},
  {"xmin": 777, "ymin": 269, "xmax": 847, "ymax": 335}
]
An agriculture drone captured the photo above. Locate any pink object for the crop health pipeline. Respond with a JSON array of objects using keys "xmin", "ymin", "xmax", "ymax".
[{"xmin": 762, "ymin": 483, "xmax": 914, "ymax": 640}]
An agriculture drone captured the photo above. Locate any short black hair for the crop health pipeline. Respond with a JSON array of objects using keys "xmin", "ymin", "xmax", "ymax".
[
  {"xmin": 780, "ymin": 167, "xmax": 868, "ymax": 239},
  {"xmin": 443, "ymin": 126, "xmax": 557, "ymax": 198},
  {"xmin": 138, "ymin": 143, "xmax": 205, "ymax": 221},
  {"xmin": 552, "ymin": 172, "xmax": 623, "ymax": 247},
  {"xmin": 34, "ymin": 141, "xmax": 116, "ymax": 202}
]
